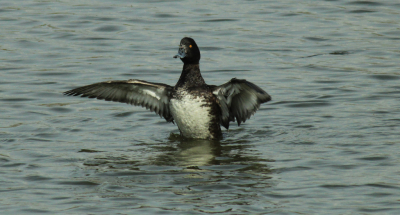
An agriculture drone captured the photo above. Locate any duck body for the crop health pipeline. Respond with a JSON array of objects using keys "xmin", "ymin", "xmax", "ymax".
[
  {"xmin": 170, "ymin": 61, "xmax": 222, "ymax": 139},
  {"xmin": 64, "ymin": 37, "xmax": 271, "ymax": 139}
]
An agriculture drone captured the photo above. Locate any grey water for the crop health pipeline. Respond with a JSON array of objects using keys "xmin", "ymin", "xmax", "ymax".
[{"xmin": 1, "ymin": 0, "xmax": 400, "ymax": 214}]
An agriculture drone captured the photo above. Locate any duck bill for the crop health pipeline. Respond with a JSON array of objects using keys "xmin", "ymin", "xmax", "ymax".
[{"xmin": 173, "ymin": 46, "xmax": 186, "ymax": 59}]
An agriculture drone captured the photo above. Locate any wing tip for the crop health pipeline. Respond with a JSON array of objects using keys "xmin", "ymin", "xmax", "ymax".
[{"xmin": 63, "ymin": 90, "xmax": 82, "ymax": 97}]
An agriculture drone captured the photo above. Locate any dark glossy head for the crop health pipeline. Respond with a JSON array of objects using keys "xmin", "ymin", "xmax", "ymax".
[{"xmin": 173, "ymin": 37, "xmax": 201, "ymax": 64}]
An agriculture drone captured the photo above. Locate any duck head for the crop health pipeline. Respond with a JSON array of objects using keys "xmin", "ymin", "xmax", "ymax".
[{"xmin": 173, "ymin": 37, "xmax": 201, "ymax": 64}]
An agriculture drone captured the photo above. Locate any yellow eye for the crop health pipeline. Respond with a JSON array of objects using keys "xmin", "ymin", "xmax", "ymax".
[{"xmin": 189, "ymin": 45, "xmax": 192, "ymax": 48}]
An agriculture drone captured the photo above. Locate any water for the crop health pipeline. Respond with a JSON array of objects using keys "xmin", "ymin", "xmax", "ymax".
[{"xmin": 1, "ymin": 0, "xmax": 400, "ymax": 214}]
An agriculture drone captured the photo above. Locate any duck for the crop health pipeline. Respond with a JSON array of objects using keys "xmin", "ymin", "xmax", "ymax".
[{"xmin": 64, "ymin": 37, "xmax": 271, "ymax": 139}]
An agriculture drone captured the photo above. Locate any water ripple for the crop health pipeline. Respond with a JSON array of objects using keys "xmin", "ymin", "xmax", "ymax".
[{"xmin": 1, "ymin": 0, "xmax": 399, "ymax": 214}]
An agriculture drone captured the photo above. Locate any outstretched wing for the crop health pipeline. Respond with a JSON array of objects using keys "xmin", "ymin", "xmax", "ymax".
[
  {"xmin": 212, "ymin": 78, "xmax": 271, "ymax": 129},
  {"xmin": 64, "ymin": 79, "xmax": 174, "ymax": 122}
]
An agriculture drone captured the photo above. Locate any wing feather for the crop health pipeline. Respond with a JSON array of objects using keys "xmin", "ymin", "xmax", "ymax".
[
  {"xmin": 64, "ymin": 79, "xmax": 174, "ymax": 122},
  {"xmin": 213, "ymin": 78, "xmax": 271, "ymax": 129}
]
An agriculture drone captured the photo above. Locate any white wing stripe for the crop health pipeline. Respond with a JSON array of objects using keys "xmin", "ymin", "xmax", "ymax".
[{"xmin": 142, "ymin": 89, "xmax": 161, "ymax": 100}]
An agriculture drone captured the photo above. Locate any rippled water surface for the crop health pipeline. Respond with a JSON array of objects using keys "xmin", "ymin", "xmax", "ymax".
[{"xmin": 1, "ymin": 0, "xmax": 400, "ymax": 214}]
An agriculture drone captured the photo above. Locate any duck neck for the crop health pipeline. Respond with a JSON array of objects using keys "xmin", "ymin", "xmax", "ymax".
[{"xmin": 175, "ymin": 64, "xmax": 205, "ymax": 89}]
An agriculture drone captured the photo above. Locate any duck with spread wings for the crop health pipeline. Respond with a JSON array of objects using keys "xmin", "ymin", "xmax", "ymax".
[{"xmin": 64, "ymin": 37, "xmax": 271, "ymax": 139}]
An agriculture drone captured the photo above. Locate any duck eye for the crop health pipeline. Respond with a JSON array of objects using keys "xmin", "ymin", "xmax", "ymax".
[{"xmin": 189, "ymin": 45, "xmax": 192, "ymax": 48}]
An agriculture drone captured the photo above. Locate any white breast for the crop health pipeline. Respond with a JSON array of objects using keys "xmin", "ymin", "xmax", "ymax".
[{"xmin": 170, "ymin": 93, "xmax": 213, "ymax": 139}]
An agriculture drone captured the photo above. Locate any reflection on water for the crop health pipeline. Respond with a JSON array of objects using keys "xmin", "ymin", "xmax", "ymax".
[
  {"xmin": 82, "ymin": 134, "xmax": 272, "ymax": 173},
  {"xmin": 154, "ymin": 136, "xmax": 222, "ymax": 167}
]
